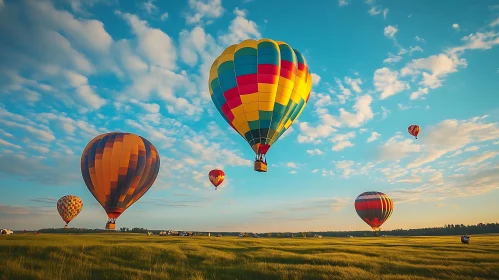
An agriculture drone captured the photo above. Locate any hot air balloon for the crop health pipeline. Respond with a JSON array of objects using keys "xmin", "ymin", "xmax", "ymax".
[
  {"xmin": 81, "ymin": 132, "xmax": 160, "ymax": 230},
  {"xmin": 354, "ymin": 191, "xmax": 394, "ymax": 236},
  {"xmin": 208, "ymin": 169, "xmax": 225, "ymax": 190},
  {"xmin": 408, "ymin": 124, "xmax": 420, "ymax": 139},
  {"xmin": 57, "ymin": 195, "xmax": 83, "ymax": 228},
  {"xmin": 209, "ymin": 39, "xmax": 313, "ymax": 172}
]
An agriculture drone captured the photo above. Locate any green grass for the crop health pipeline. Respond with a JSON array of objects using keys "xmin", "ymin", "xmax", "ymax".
[{"xmin": 1, "ymin": 234, "xmax": 498, "ymax": 280}]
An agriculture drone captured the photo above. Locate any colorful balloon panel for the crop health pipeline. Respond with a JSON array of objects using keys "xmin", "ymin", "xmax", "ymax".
[
  {"xmin": 57, "ymin": 195, "xmax": 83, "ymax": 225},
  {"xmin": 81, "ymin": 132, "xmax": 160, "ymax": 221},
  {"xmin": 209, "ymin": 169, "xmax": 225, "ymax": 188},
  {"xmin": 408, "ymin": 124, "xmax": 420, "ymax": 139},
  {"xmin": 209, "ymin": 39, "xmax": 312, "ymax": 155},
  {"xmin": 354, "ymin": 191, "xmax": 394, "ymax": 231}
]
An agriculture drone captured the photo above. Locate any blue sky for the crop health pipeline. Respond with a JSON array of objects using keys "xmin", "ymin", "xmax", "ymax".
[{"xmin": 1, "ymin": 0, "xmax": 499, "ymax": 232}]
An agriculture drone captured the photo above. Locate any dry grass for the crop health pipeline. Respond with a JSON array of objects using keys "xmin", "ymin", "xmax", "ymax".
[{"xmin": 1, "ymin": 234, "xmax": 498, "ymax": 280}]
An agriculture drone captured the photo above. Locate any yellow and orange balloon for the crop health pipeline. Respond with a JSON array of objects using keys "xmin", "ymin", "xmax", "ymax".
[
  {"xmin": 81, "ymin": 132, "xmax": 160, "ymax": 230},
  {"xmin": 209, "ymin": 39, "xmax": 313, "ymax": 172},
  {"xmin": 57, "ymin": 195, "xmax": 83, "ymax": 228}
]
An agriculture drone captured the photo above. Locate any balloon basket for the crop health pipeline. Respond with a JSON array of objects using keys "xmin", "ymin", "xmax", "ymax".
[
  {"xmin": 254, "ymin": 161, "xmax": 268, "ymax": 172},
  {"xmin": 64, "ymin": 225, "xmax": 68, "ymax": 229},
  {"xmin": 105, "ymin": 223, "xmax": 116, "ymax": 230}
]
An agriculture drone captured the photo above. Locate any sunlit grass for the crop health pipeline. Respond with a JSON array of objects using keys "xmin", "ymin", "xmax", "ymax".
[{"xmin": 1, "ymin": 234, "xmax": 498, "ymax": 279}]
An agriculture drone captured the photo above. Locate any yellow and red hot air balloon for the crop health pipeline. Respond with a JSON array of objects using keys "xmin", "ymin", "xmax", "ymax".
[
  {"xmin": 208, "ymin": 39, "xmax": 313, "ymax": 172},
  {"xmin": 354, "ymin": 191, "xmax": 394, "ymax": 236},
  {"xmin": 408, "ymin": 124, "xmax": 420, "ymax": 139},
  {"xmin": 57, "ymin": 195, "xmax": 83, "ymax": 228},
  {"xmin": 209, "ymin": 169, "xmax": 225, "ymax": 190},
  {"xmin": 81, "ymin": 132, "xmax": 160, "ymax": 230}
]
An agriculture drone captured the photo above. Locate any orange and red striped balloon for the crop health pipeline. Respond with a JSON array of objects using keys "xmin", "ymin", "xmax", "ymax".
[
  {"xmin": 354, "ymin": 191, "xmax": 394, "ymax": 235},
  {"xmin": 208, "ymin": 169, "xmax": 225, "ymax": 190},
  {"xmin": 81, "ymin": 132, "xmax": 160, "ymax": 230},
  {"xmin": 408, "ymin": 124, "xmax": 420, "ymax": 139}
]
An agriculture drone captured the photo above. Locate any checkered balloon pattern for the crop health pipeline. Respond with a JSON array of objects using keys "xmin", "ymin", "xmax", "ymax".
[
  {"xmin": 208, "ymin": 39, "xmax": 312, "ymax": 156},
  {"xmin": 57, "ymin": 195, "xmax": 83, "ymax": 225}
]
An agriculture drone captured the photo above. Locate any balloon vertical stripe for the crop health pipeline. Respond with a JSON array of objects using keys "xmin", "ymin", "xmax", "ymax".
[
  {"xmin": 81, "ymin": 132, "xmax": 160, "ymax": 225},
  {"xmin": 209, "ymin": 39, "xmax": 312, "ymax": 157}
]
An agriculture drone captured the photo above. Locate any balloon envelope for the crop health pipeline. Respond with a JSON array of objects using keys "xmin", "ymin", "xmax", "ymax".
[
  {"xmin": 354, "ymin": 191, "xmax": 394, "ymax": 234},
  {"xmin": 209, "ymin": 169, "xmax": 225, "ymax": 189},
  {"xmin": 408, "ymin": 125, "xmax": 420, "ymax": 139},
  {"xmin": 81, "ymin": 132, "xmax": 160, "ymax": 229},
  {"xmin": 208, "ymin": 39, "xmax": 313, "ymax": 172},
  {"xmin": 57, "ymin": 195, "xmax": 83, "ymax": 226}
]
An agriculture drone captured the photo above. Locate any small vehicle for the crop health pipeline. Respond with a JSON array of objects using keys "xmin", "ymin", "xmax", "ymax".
[
  {"xmin": 461, "ymin": 235, "xmax": 470, "ymax": 244},
  {"xmin": 1, "ymin": 229, "xmax": 13, "ymax": 235}
]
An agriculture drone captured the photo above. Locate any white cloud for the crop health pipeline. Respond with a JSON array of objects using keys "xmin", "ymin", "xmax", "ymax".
[
  {"xmin": 289, "ymin": 170, "xmax": 297, "ymax": 174},
  {"xmin": 334, "ymin": 160, "xmax": 355, "ymax": 178},
  {"xmin": 65, "ymin": 71, "xmax": 106, "ymax": 110},
  {"xmin": 0, "ymin": 119, "xmax": 55, "ymax": 142},
  {"xmin": 344, "ymin": 77, "xmax": 362, "ymax": 93},
  {"xmin": 452, "ymin": 23, "xmax": 460, "ymax": 30},
  {"xmin": 339, "ymin": 0, "xmax": 348, "ymax": 7},
  {"xmin": 311, "ymin": 73, "xmax": 321, "ymax": 86},
  {"xmin": 407, "ymin": 116, "xmax": 499, "ymax": 168},
  {"xmin": 377, "ymin": 134, "xmax": 421, "ymax": 161},
  {"xmin": 307, "ymin": 149, "xmax": 324, "ymax": 156},
  {"xmin": 490, "ymin": 18, "xmax": 499, "ymax": 27},
  {"xmin": 332, "ymin": 141, "xmax": 354, "ymax": 151},
  {"xmin": 330, "ymin": 132, "xmax": 356, "ymax": 151},
  {"xmin": 118, "ymin": 12, "xmax": 176, "ymax": 70},
  {"xmin": 373, "ymin": 68, "xmax": 410, "ymax": 99},
  {"xmin": 0, "ymin": 139, "xmax": 22, "ymax": 149},
  {"xmin": 129, "ymin": 99, "xmax": 160, "ymax": 113},
  {"xmin": 402, "ymin": 54, "xmax": 466, "ymax": 77},
  {"xmin": 383, "ymin": 53, "xmax": 402, "ymax": 64},
  {"xmin": 384, "ymin": 25, "xmax": 398, "ymax": 38},
  {"xmin": 186, "ymin": 0, "xmax": 224, "ymax": 24},
  {"xmin": 160, "ymin": 12, "xmax": 169, "ymax": 21},
  {"xmin": 397, "ymin": 175, "xmax": 422, "ymax": 183},
  {"xmin": 368, "ymin": 6, "xmax": 381, "ymax": 15},
  {"xmin": 409, "ymin": 45, "xmax": 424, "ymax": 54},
  {"xmin": 335, "ymin": 77, "xmax": 352, "ymax": 100},
  {"xmin": 338, "ymin": 95, "xmax": 374, "ymax": 127},
  {"xmin": 297, "ymin": 110, "xmax": 341, "ymax": 144},
  {"xmin": 410, "ymin": 87, "xmax": 429, "ymax": 100},
  {"xmin": 218, "ymin": 8, "xmax": 260, "ymax": 45},
  {"xmin": 141, "ymin": 0, "xmax": 157, "ymax": 14},
  {"xmin": 287, "ymin": 162, "xmax": 298, "ymax": 169},
  {"xmin": 380, "ymin": 106, "xmax": 390, "ymax": 119},
  {"xmin": 415, "ymin": 36, "xmax": 425, "ymax": 42},
  {"xmin": 313, "ymin": 93, "xmax": 333, "ymax": 108},
  {"xmin": 367, "ymin": 132, "xmax": 381, "ymax": 143},
  {"xmin": 464, "ymin": 146, "xmax": 480, "ymax": 152},
  {"xmin": 448, "ymin": 32, "xmax": 499, "ymax": 54},
  {"xmin": 458, "ymin": 151, "xmax": 499, "ymax": 166},
  {"xmin": 368, "ymin": 6, "xmax": 389, "ymax": 19}
]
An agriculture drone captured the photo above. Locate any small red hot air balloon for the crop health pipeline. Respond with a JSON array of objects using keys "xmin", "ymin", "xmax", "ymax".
[
  {"xmin": 208, "ymin": 169, "xmax": 225, "ymax": 190},
  {"xmin": 408, "ymin": 125, "xmax": 420, "ymax": 139}
]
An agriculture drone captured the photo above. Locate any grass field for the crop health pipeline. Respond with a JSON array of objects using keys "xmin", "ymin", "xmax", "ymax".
[{"xmin": 0, "ymin": 234, "xmax": 498, "ymax": 280}]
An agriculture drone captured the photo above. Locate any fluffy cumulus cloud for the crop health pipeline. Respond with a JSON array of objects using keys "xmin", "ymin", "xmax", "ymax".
[
  {"xmin": 384, "ymin": 25, "xmax": 398, "ymax": 38},
  {"xmin": 367, "ymin": 132, "xmax": 381, "ymax": 143},
  {"xmin": 185, "ymin": 0, "xmax": 224, "ymax": 24},
  {"xmin": 374, "ymin": 68, "xmax": 410, "ymax": 99}
]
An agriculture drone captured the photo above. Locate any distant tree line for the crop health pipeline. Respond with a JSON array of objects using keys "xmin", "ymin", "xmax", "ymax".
[{"xmin": 25, "ymin": 222, "xmax": 499, "ymax": 236}]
